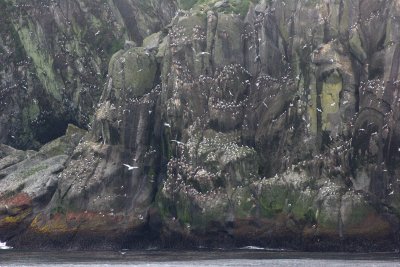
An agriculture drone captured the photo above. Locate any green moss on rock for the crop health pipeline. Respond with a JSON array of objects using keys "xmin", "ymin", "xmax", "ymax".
[
  {"xmin": 258, "ymin": 183, "xmax": 288, "ymax": 218},
  {"xmin": 321, "ymin": 70, "xmax": 342, "ymax": 132},
  {"xmin": 17, "ymin": 23, "xmax": 62, "ymax": 101},
  {"xmin": 109, "ymin": 47, "xmax": 157, "ymax": 97},
  {"xmin": 39, "ymin": 124, "xmax": 87, "ymax": 157},
  {"xmin": 349, "ymin": 29, "xmax": 367, "ymax": 63}
]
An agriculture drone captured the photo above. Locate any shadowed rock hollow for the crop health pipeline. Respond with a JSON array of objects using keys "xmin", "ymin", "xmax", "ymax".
[{"xmin": 1, "ymin": 0, "xmax": 400, "ymax": 251}]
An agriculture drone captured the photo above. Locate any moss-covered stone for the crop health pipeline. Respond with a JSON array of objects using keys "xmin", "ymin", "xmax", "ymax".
[
  {"xmin": 143, "ymin": 32, "xmax": 163, "ymax": 51},
  {"xmin": 341, "ymin": 192, "xmax": 375, "ymax": 229},
  {"xmin": 179, "ymin": 0, "xmax": 255, "ymax": 16},
  {"xmin": 317, "ymin": 194, "xmax": 341, "ymax": 230},
  {"xmin": 109, "ymin": 47, "xmax": 157, "ymax": 97},
  {"xmin": 0, "ymin": 208, "xmax": 31, "ymax": 226},
  {"xmin": 39, "ymin": 124, "xmax": 87, "ymax": 157},
  {"xmin": 17, "ymin": 23, "xmax": 62, "ymax": 101},
  {"xmin": 291, "ymin": 188, "xmax": 317, "ymax": 222},
  {"xmin": 258, "ymin": 183, "xmax": 287, "ymax": 218},
  {"xmin": 321, "ymin": 70, "xmax": 342, "ymax": 133},
  {"xmin": 349, "ymin": 29, "xmax": 367, "ymax": 63}
]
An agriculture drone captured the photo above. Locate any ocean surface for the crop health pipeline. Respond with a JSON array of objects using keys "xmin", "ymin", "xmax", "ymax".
[{"xmin": 0, "ymin": 249, "xmax": 399, "ymax": 266}]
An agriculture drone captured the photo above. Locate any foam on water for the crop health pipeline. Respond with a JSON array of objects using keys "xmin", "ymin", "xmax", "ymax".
[
  {"xmin": 0, "ymin": 241, "xmax": 12, "ymax": 250},
  {"xmin": 239, "ymin": 246, "xmax": 266, "ymax": 250}
]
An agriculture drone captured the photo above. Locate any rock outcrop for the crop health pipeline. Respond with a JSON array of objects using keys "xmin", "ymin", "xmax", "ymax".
[
  {"xmin": 0, "ymin": 0, "xmax": 177, "ymax": 149},
  {"xmin": 1, "ymin": 0, "xmax": 400, "ymax": 251}
]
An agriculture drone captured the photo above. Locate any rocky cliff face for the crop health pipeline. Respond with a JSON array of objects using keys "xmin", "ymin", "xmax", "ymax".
[
  {"xmin": 0, "ymin": 0, "xmax": 176, "ymax": 149},
  {"xmin": 1, "ymin": 0, "xmax": 400, "ymax": 251}
]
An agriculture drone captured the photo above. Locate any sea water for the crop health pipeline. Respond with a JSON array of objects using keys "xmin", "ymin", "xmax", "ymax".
[{"xmin": 0, "ymin": 249, "xmax": 399, "ymax": 266}]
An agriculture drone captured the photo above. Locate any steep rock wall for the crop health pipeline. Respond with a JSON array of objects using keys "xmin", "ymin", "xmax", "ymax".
[
  {"xmin": 0, "ymin": 0, "xmax": 177, "ymax": 149},
  {"xmin": 1, "ymin": 0, "xmax": 400, "ymax": 251}
]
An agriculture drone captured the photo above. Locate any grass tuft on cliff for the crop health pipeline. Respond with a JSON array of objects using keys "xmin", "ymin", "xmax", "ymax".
[{"xmin": 179, "ymin": 0, "xmax": 259, "ymax": 16}]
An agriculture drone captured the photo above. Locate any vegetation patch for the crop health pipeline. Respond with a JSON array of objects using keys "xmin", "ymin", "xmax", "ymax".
[
  {"xmin": 179, "ymin": 0, "xmax": 259, "ymax": 17},
  {"xmin": 21, "ymin": 164, "xmax": 48, "ymax": 179}
]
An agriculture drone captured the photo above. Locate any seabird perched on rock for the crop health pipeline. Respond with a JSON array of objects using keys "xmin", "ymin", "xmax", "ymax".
[{"xmin": 196, "ymin": 51, "xmax": 211, "ymax": 57}]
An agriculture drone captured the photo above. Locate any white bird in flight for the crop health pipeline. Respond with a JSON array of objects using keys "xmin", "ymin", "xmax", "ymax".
[
  {"xmin": 197, "ymin": 52, "xmax": 210, "ymax": 57},
  {"xmin": 123, "ymin": 164, "xmax": 139, "ymax": 170},
  {"xmin": 171, "ymin": 140, "xmax": 186, "ymax": 146}
]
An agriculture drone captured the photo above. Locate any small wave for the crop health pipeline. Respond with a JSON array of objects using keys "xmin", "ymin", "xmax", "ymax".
[
  {"xmin": 0, "ymin": 241, "xmax": 13, "ymax": 250},
  {"xmin": 239, "ymin": 246, "xmax": 289, "ymax": 251},
  {"xmin": 239, "ymin": 246, "xmax": 266, "ymax": 250},
  {"xmin": 146, "ymin": 246, "xmax": 159, "ymax": 251}
]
